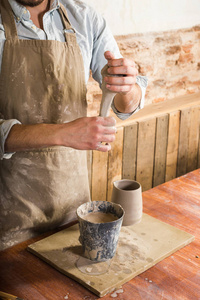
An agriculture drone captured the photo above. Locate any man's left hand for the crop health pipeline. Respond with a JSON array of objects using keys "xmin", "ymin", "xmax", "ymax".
[
  {"xmin": 104, "ymin": 51, "xmax": 138, "ymax": 95},
  {"xmin": 103, "ymin": 51, "xmax": 141, "ymax": 114}
]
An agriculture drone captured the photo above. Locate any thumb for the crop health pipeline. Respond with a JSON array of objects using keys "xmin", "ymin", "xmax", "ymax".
[{"xmin": 104, "ymin": 51, "xmax": 115, "ymax": 61}]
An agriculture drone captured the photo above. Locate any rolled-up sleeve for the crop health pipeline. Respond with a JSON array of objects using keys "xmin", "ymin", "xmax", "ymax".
[
  {"xmin": 0, "ymin": 119, "xmax": 21, "ymax": 160},
  {"xmin": 111, "ymin": 75, "xmax": 148, "ymax": 120}
]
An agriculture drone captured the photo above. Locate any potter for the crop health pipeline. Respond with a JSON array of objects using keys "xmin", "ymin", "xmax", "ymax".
[
  {"xmin": 0, "ymin": 0, "xmax": 147, "ymax": 251},
  {"xmin": 77, "ymin": 201, "xmax": 124, "ymax": 262},
  {"xmin": 111, "ymin": 179, "xmax": 143, "ymax": 226}
]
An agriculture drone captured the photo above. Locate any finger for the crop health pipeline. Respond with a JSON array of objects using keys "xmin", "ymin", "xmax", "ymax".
[
  {"xmin": 104, "ymin": 75, "xmax": 137, "ymax": 86},
  {"xmin": 104, "ymin": 51, "xmax": 115, "ymax": 61},
  {"xmin": 107, "ymin": 65, "xmax": 138, "ymax": 76},
  {"xmin": 102, "ymin": 125, "xmax": 117, "ymax": 134},
  {"xmin": 95, "ymin": 142, "xmax": 112, "ymax": 152},
  {"xmin": 99, "ymin": 116, "xmax": 116, "ymax": 127},
  {"xmin": 107, "ymin": 57, "xmax": 136, "ymax": 68},
  {"xmin": 105, "ymin": 84, "xmax": 134, "ymax": 94},
  {"xmin": 96, "ymin": 131, "xmax": 116, "ymax": 144},
  {"xmin": 93, "ymin": 116, "xmax": 116, "ymax": 127}
]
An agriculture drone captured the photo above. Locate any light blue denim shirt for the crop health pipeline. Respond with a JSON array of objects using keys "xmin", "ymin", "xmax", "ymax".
[{"xmin": 0, "ymin": 0, "xmax": 148, "ymax": 159}]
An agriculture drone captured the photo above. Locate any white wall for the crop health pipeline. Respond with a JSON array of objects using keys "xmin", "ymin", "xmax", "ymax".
[{"xmin": 83, "ymin": 0, "xmax": 200, "ymax": 35}]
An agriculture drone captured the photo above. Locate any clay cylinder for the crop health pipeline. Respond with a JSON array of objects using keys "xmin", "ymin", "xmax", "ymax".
[
  {"xmin": 111, "ymin": 179, "xmax": 143, "ymax": 226},
  {"xmin": 77, "ymin": 201, "xmax": 124, "ymax": 262}
]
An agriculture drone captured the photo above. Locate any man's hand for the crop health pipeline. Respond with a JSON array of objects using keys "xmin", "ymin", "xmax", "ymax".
[
  {"xmin": 5, "ymin": 116, "xmax": 117, "ymax": 153},
  {"xmin": 104, "ymin": 51, "xmax": 138, "ymax": 94},
  {"xmin": 58, "ymin": 116, "xmax": 116, "ymax": 152},
  {"xmin": 104, "ymin": 51, "xmax": 142, "ymax": 114}
]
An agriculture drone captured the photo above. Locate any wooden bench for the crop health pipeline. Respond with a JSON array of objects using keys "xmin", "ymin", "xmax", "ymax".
[{"xmin": 88, "ymin": 92, "xmax": 200, "ymax": 200}]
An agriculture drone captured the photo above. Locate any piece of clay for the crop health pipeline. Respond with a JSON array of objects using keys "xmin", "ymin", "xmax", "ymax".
[
  {"xmin": 83, "ymin": 211, "xmax": 119, "ymax": 223},
  {"xmin": 99, "ymin": 65, "xmax": 117, "ymax": 117}
]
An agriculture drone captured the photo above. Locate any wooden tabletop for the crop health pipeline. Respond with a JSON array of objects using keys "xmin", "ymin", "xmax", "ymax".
[{"xmin": 0, "ymin": 170, "xmax": 200, "ymax": 300}]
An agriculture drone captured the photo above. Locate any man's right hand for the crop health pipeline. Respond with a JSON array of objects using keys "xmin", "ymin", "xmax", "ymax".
[
  {"xmin": 57, "ymin": 116, "xmax": 116, "ymax": 152},
  {"xmin": 5, "ymin": 116, "xmax": 117, "ymax": 153}
]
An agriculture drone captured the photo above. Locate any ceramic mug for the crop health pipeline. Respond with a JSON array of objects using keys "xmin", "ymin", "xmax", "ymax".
[
  {"xmin": 77, "ymin": 201, "xmax": 124, "ymax": 262},
  {"xmin": 111, "ymin": 179, "xmax": 143, "ymax": 226}
]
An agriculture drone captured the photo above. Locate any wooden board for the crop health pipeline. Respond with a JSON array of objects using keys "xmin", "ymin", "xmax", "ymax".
[
  {"xmin": 114, "ymin": 92, "xmax": 200, "ymax": 128},
  {"xmin": 187, "ymin": 106, "xmax": 200, "ymax": 173},
  {"xmin": 87, "ymin": 150, "xmax": 93, "ymax": 197},
  {"xmin": 177, "ymin": 108, "xmax": 191, "ymax": 177},
  {"xmin": 91, "ymin": 150, "xmax": 108, "ymax": 201},
  {"xmin": 136, "ymin": 118, "xmax": 156, "ymax": 191},
  {"xmin": 28, "ymin": 213, "xmax": 194, "ymax": 298},
  {"xmin": 153, "ymin": 114, "xmax": 168, "ymax": 187},
  {"xmin": 88, "ymin": 93, "xmax": 200, "ymax": 200},
  {"xmin": 165, "ymin": 111, "xmax": 180, "ymax": 182},
  {"xmin": 107, "ymin": 127, "xmax": 123, "ymax": 201},
  {"xmin": 122, "ymin": 123, "xmax": 138, "ymax": 180}
]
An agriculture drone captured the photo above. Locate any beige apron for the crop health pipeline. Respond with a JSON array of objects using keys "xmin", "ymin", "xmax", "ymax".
[{"xmin": 0, "ymin": 0, "xmax": 90, "ymax": 250}]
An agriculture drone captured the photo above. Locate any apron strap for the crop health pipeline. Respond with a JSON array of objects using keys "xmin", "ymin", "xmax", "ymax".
[
  {"xmin": 0, "ymin": 0, "xmax": 76, "ymax": 43},
  {"xmin": 59, "ymin": 3, "xmax": 74, "ymax": 31},
  {"xmin": 59, "ymin": 4, "xmax": 77, "ymax": 43},
  {"xmin": 0, "ymin": 0, "xmax": 18, "ymax": 41}
]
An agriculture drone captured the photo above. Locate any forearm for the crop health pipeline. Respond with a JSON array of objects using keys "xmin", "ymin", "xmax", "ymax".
[
  {"xmin": 4, "ymin": 117, "xmax": 117, "ymax": 154},
  {"xmin": 113, "ymin": 83, "xmax": 142, "ymax": 114},
  {"xmin": 4, "ymin": 123, "xmax": 61, "ymax": 153}
]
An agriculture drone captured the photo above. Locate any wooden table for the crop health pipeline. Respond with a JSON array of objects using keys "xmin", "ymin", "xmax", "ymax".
[{"xmin": 0, "ymin": 170, "xmax": 200, "ymax": 300}]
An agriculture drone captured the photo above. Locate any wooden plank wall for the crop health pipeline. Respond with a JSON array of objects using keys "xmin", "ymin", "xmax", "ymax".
[{"xmin": 87, "ymin": 93, "xmax": 200, "ymax": 201}]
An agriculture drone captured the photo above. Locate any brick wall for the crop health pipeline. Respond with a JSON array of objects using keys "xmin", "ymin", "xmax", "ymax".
[{"xmin": 87, "ymin": 25, "xmax": 200, "ymax": 116}]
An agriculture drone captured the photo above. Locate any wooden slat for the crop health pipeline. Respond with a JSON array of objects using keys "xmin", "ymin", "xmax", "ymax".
[
  {"xmin": 136, "ymin": 118, "xmax": 156, "ymax": 191},
  {"xmin": 114, "ymin": 92, "xmax": 200, "ymax": 128},
  {"xmin": 153, "ymin": 114, "xmax": 169, "ymax": 187},
  {"xmin": 165, "ymin": 111, "xmax": 180, "ymax": 182},
  {"xmin": 107, "ymin": 127, "xmax": 124, "ymax": 201},
  {"xmin": 87, "ymin": 150, "xmax": 93, "ymax": 197},
  {"xmin": 187, "ymin": 105, "xmax": 200, "ymax": 173},
  {"xmin": 122, "ymin": 123, "xmax": 138, "ymax": 180},
  {"xmin": 91, "ymin": 150, "xmax": 108, "ymax": 201},
  {"xmin": 177, "ymin": 108, "xmax": 191, "ymax": 177}
]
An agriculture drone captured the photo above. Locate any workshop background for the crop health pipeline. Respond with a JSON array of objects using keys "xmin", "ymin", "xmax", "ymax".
[
  {"xmin": 82, "ymin": 0, "xmax": 200, "ymax": 198},
  {"xmin": 83, "ymin": 0, "xmax": 200, "ymax": 116}
]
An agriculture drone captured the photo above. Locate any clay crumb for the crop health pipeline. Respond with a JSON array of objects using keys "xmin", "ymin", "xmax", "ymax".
[
  {"xmin": 111, "ymin": 288, "xmax": 124, "ymax": 298},
  {"xmin": 86, "ymin": 267, "xmax": 92, "ymax": 273}
]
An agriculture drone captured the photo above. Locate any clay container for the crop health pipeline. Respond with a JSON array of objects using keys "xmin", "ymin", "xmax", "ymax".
[
  {"xmin": 111, "ymin": 179, "xmax": 143, "ymax": 226},
  {"xmin": 77, "ymin": 201, "xmax": 124, "ymax": 262}
]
